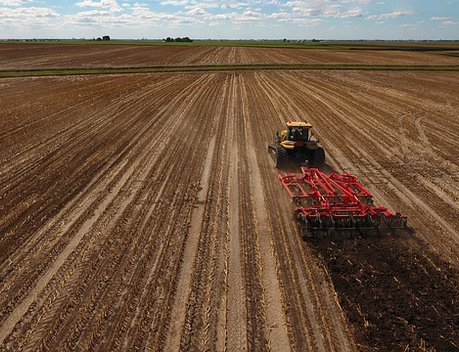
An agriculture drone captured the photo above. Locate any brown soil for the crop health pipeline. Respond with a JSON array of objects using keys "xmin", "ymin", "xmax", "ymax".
[
  {"xmin": 0, "ymin": 44, "xmax": 458, "ymax": 70},
  {"xmin": 309, "ymin": 235, "xmax": 459, "ymax": 351},
  {"xmin": 0, "ymin": 70, "xmax": 458, "ymax": 351}
]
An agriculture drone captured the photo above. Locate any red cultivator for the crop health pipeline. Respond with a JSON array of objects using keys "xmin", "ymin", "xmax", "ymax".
[{"xmin": 279, "ymin": 167, "xmax": 407, "ymax": 235}]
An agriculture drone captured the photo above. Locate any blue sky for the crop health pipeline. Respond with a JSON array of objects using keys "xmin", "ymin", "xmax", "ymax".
[{"xmin": 0, "ymin": 0, "xmax": 458, "ymax": 39}]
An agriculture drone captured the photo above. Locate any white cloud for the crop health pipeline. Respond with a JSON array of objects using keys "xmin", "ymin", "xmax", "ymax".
[
  {"xmin": 0, "ymin": 5, "xmax": 59, "ymax": 30},
  {"xmin": 160, "ymin": 0, "xmax": 193, "ymax": 6},
  {"xmin": 185, "ymin": 3, "xmax": 218, "ymax": 11},
  {"xmin": 186, "ymin": 6, "xmax": 209, "ymax": 16},
  {"xmin": 399, "ymin": 23, "xmax": 416, "ymax": 29},
  {"xmin": 221, "ymin": 2, "xmax": 249, "ymax": 10},
  {"xmin": 75, "ymin": 0, "xmax": 124, "ymax": 15},
  {"xmin": 440, "ymin": 20, "xmax": 457, "ymax": 26},
  {"xmin": 76, "ymin": 0, "xmax": 122, "ymax": 11},
  {"xmin": 340, "ymin": 7, "xmax": 364, "ymax": 18},
  {"xmin": 366, "ymin": 10, "xmax": 412, "ymax": 21},
  {"xmin": 0, "ymin": 6, "xmax": 58, "ymax": 18},
  {"xmin": 269, "ymin": 11, "xmax": 322, "ymax": 26},
  {"xmin": 431, "ymin": 16, "xmax": 457, "ymax": 27},
  {"xmin": 0, "ymin": 0, "xmax": 32, "ymax": 5},
  {"xmin": 284, "ymin": 1, "xmax": 365, "ymax": 19},
  {"xmin": 236, "ymin": 10, "xmax": 263, "ymax": 21},
  {"xmin": 77, "ymin": 0, "xmax": 110, "ymax": 7}
]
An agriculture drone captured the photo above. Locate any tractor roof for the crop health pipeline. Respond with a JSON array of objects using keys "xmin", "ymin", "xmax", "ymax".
[{"xmin": 286, "ymin": 121, "xmax": 312, "ymax": 128}]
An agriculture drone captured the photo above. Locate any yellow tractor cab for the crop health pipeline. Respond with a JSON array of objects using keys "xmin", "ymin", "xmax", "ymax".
[
  {"xmin": 279, "ymin": 121, "xmax": 313, "ymax": 149},
  {"xmin": 268, "ymin": 121, "xmax": 325, "ymax": 168}
]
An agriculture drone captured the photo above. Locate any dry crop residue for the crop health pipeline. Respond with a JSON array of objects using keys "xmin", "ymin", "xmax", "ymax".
[{"xmin": 0, "ymin": 70, "xmax": 458, "ymax": 351}]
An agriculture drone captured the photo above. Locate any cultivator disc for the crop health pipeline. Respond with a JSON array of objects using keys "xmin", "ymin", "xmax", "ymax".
[{"xmin": 279, "ymin": 167, "xmax": 407, "ymax": 236}]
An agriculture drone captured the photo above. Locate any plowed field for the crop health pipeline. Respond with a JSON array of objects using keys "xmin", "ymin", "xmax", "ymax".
[
  {"xmin": 1, "ymin": 71, "xmax": 458, "ymax": 351},
  {"xmin": 1, "ymin": 44, "xmax": 459, "ymax": 70}
]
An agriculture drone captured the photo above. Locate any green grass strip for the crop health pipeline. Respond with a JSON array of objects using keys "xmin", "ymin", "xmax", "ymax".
[{"xmin": 1, "ymin": 64, "xmax": 459, "ymax": 78}]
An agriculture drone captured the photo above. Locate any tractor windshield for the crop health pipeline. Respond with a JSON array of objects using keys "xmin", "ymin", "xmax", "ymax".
[{"xmin": 288, "ymin": 127, "xmax": 309, "ymax": 141}]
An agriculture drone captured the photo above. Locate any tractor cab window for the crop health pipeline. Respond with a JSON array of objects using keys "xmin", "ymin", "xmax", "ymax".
[{"xmin": 288, "ymin": 127, "xmax": 309, "ymax": 141}]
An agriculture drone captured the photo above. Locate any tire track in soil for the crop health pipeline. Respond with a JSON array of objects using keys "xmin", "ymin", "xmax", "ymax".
[
  {"xmin": 235, "ymin": 75, "xmax": 271, "ymax": 351},
  {"xmin": 226, "ymin": 77, "xmax": 248, "ymax": 351},
  {"xmin": 249, "ymin": 72, "xmax": 356, "ymax": 352},
  {"xmin": 238, "ymin": 75, "xmax": 290, "ymax": 352},
  {"xmin": 165, "ymin": 136, "xmax": 217, "ymax": 351},
  {"xmin": 176, "ymin": 74, "xmax": 232, "ymax": 352}
]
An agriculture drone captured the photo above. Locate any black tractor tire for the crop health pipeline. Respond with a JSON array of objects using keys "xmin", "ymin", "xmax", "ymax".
[
  {"xmin": 275, "ymin": 147, "xmax": 288, "ymax": 168},
  {"xmin": 310, "ymin": 147, "xmax": 325, "ymax": 168},
  {"xmin": 268, "ymin": 144, "xmax": 285, "ymax": 168}
]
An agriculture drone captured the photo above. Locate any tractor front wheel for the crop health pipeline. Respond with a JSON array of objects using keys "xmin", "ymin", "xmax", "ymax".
[
  {"xmin": 268, "ymin": 144, "xmax": 287, "ymax": 168},
  {"xmin": 275, "ymin": 147, "xmax": 287, "ymax": 168}
]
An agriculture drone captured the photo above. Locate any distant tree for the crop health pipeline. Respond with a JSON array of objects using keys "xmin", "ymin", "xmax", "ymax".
[
  {"xmin": 175, "ymin": 37, "xmax": 183, "ymax": 42},
  {"xmin": 96, "ymin": 37, "xmax": 102, "ymax": 41},
  {"xmin": 102, "ymin": 35, "xmax": 110, "ymax": 41},
  {"xmin": 165, "ymin": 37, "xmax": 173, "ymax": 42},
  {"xmin": 182, "ymin": 37, "xmax": 193, "ymax": 42},
  {"xmin": 283, "ymin": 38, "xmax": 286, "ymax": 42}
]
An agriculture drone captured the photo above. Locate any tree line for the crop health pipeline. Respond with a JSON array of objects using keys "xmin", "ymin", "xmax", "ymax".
[{"xmin": 163, "ymin": 37, "xmax": 193, "ymax": 43}]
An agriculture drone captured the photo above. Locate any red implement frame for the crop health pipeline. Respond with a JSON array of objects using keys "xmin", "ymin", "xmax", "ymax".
[{"xmin": 279, "ymin": 167, "xmax": 407, "ymax": 232}]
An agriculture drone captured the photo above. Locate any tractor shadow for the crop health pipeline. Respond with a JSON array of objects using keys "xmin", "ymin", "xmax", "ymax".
[
  {"xmin": 306, "ymin": 233, "xmax": 459, "ymax": 351},
  {"xmin": 277, "ymin": 160, "xmax": 337, "ymax": 175}
]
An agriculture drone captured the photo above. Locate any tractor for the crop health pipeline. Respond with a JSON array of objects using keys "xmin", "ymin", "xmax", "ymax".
[{"xmin": 268, "ymin": 121, "xmax": 325, "ymax": 169}]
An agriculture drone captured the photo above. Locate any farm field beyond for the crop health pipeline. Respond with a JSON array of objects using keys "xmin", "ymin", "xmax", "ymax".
[
  {"xmin": 1, "ymin": 70, "xmax": 458, "ymax": 351},
  {"xmin": 1, "ymin": 44, "xmax": 459, "ymax": 70}
]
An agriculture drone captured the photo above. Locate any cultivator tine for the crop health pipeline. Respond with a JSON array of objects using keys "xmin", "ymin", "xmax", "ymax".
[{"xmin": 279, "ymin": 167, "xmax": 407, "ymax": 237}]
